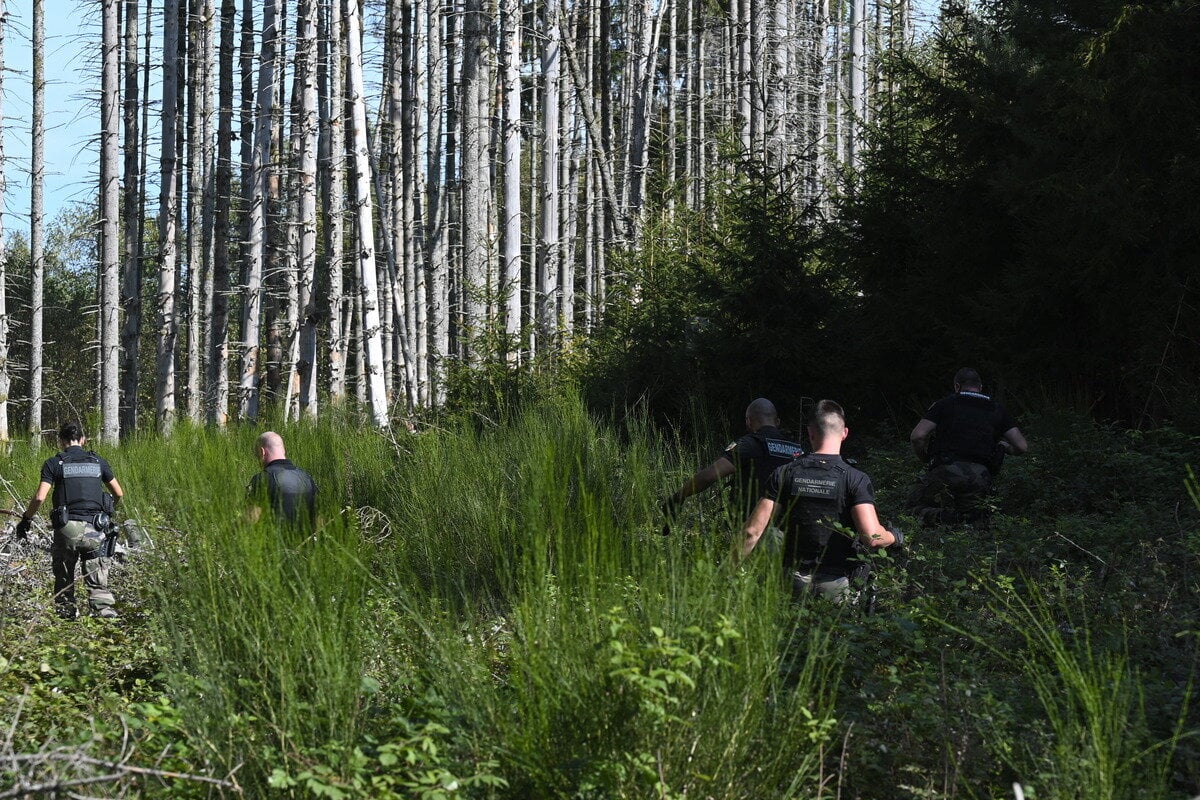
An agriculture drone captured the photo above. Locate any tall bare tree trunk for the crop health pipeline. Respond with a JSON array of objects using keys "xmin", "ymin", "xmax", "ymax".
[
  {"xmin": 100, "ymin": 0, "xmax": 121, "ymax": 442},
  {"xmin": 425, "ymin": 0, "xmax": 447, "ymax": 403},
  {"xmin": 185, "ymin": 0, "xmax": 211, "ymax": 424},
  {"xmin": 319, "ymin": 0, "xmax": 348, "ymax": 404},
  {"xmin": 239, "ymin": 0, "xmax": 279, "ymax": 421},
  {"xmin": 536, "ymin": 4, "xmax": 560, "ymax": 343},
  {"xmin": 296, "ymin": 0, "xmax": 319, "ymax": 419},
  {"xmin": 0, "ymin": 0, "xmax": 7, "ymax": 442},
  {"xmin": 736, "ymin": 0, "xmax": 750, "ymax": 150},
  {"xmin": 156, "ymin": 0, "xmax": 181, "ymax": 433},
  {"xmin": 120, "ymin": 0, "xmax": 142, "ymax": 435},
  {"xmin": 500, "ymin": 0, "xmax": 521, "ymax": 357},
  {"xmin": 29, "ymin": 0, "xmax": 44, "ymax": 441},
  {"xmin": 848, "ymin": 0, "xmax": 865, "ymax": 170},
  {"xmin": 344, "ymin": 0, "xmax": 389, "ymax": 427},
  {"xmin": 210, "ymin": 0, "xmax": 235, "ymax": 426},
  {"xmin": 460, "ymin": 0, "xmax": 490, "ymax": 358}
]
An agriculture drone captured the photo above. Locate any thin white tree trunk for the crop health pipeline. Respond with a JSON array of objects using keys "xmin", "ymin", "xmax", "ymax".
[
  {"xmin": 210, "ymin": 0, "xmax": 235, "ymax": 426},
  {"xmin": 156, "ymin": 0, "xmax": 181, "ymax": 433},
  {"xmin": 296, "ymin": 0, "xmax": 319, "ymax": 419},
  {"xmin": 29, "ymin": 0, "xmax": 44, "ymax": 440},
  {"xmin": 537, "ymin": 5, "xmax": 560, "ymax": 342},
  {"xmin": 100, "ymin": 0, "xmax": 121, "ymax": 442},
  {"xmin": 500, "ymin": 0, "xmax": 521, "ymax": 356},
  {"xmin": 185, "ymin": 0, "xmax": 209, "ymax": 425},
  {"xmin": 0, "ymin": 0, "xmax": 7, "ymax": 442},
  {"xmin": 239, "ymin": 0, "xmax": 279, "ymax": 421},
  {"xmin": 460, "ymin": 0, "xmax": 490, "ymax": 357},
  {"xmin": 320, "ymin": 0, "xmax": 347, "ymax": 404},
  {"xmin": 425, "ymin": 0, "xmax": 447, "ymax": 404},
  {"xmin": 344, "ymin": 0, "xmax": 389, "ymax": 427},
  {"xmin": 848, "ymin": 0, "xmax": 865, "ymax": 169}
]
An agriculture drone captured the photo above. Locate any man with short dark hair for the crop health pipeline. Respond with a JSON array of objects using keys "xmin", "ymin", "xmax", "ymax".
[
  {"xmin": 15, "ymin": 423, "xmax": 124, "ymax": 619},
  {"xmin": 661, "ymin": 398, "xmax": 804, "ymax": 533},
  {"xmin": 907, "ymin": 368, "xmax": 1028, "ymax": 525},
  {"xmin": 248, "ymin": 431, "xmax": 317, "ymax": 528},
  {"xmin": 741, "ymin": 400, "xmax": 896, "ymax": 603}
]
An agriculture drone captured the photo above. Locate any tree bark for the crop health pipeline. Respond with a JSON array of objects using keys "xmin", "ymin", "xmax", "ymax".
[
  {"xmin": 239, "ymin": 0, "xmax": 279, "ymax": 421},
  {"xmin": 210, "ymin": 0, "xmax": 235, "ymax": 426},
  {"xmin": 100, "ymin": 0, "xmax": 121, "ymax": 442},
  {"xmin": 344, "ymin": 0, "xmax": 390, "ymax": 427},
  {"xmin": 29, "ymin": 0, "xmax": 44, "ymax": 441},
  {"xmin": 120, "ymin": 0, "xmax": 142, "ymax": 435},
  {"xmin": 156, "ymin": 0, "xmax": 181, "ymax": 433},
  {"xmin": 0, "ymin": 0, "xmax": 8, "ymax": 442},
  {"xmin": 319, "ymin": 0, "xmax": 348, "ymax": 404},
  {"xmin": 500, "ymin": 0, "xmax": 522, "ymax": 357},
  {"xmin": 296, "ymin": 0, "xmax": 319, "ymax": 419}
]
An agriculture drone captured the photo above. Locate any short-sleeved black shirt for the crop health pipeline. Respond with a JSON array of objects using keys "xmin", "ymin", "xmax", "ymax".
[
  {"xmin": 922, "ymin": 391, "xmax": 1017, "ymax": 467},
  {"xmin": 41, "ymin": 445, "xmax": 116, "ymax": 520},
  {"xmin": 766, "ymin": 454, "xmax": 875, "ymax": 573},
  {"xmin": 719, "ymin": 425, "xmax": 805, "ymax": 510},
  {"xmin": 248, "ymin": 459, "xmax": 318, "ymax": 527}
]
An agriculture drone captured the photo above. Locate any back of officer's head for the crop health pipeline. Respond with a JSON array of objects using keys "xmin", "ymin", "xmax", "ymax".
[
  {"xmin": 745, "ymin": 398, "xmax": 779, "ymax": 429},
  {"xmin": 953, "ymin": 367, "xmax": 983, "ymax": 391},
  {"xmin": 58, "ymin": 422, "xmax": 85, "ymax": 445},
  {"xmin": 810, "ymin": 400, "xmax": 846, "ymax": 438}
]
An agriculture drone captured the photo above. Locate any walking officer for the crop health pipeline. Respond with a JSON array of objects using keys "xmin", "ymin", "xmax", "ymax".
[
  {"xmin": 660, "ymin": 398, "xmax": 804, "ymax": 533},
  {"xmin": 247, "ymin": 431, "xmax": 318, "ymax": 530},
  {"xmin": 907, "ymin": 367, "xmax": 1028, "ymax": 525},
  {"xmin": 15, "ymin": 422, "xmax": 125, "ymax": 619},
  {"xmin": 740, "ymin": 400, "xmax": 896, "ymax": 603}
]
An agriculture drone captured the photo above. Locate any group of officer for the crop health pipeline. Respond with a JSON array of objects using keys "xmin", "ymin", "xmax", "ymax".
[
  {"xmin": 13, "ymin": 367, "xmax": 1020, "ymax": 618},
  {"xmin": 12, "ymin": 425, "xmax": 316, "ymax": 621},
  {"xmin": 663, "ymin": 368, "xmax": 1027, "ymax": 603}
]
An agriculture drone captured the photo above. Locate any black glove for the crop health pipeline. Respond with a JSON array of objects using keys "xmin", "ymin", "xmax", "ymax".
[{"xmin": 14, "ymin": 518, "xmax": 32, "ymax": 540}]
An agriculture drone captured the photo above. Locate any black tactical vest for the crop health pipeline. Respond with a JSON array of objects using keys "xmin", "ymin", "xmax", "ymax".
[
  {"xmin": 779, "ymin": 455, "xmax": 852, "ymax": 568},
  {"xmin": 53, "ymin": 449, "xmax": 108, "ymax": 520},
  {"xmin": 929, "ymin": 392, "xmax": 999, "ymax": 467},
  {"xmin": 748, "ymin": 432, "xmax": 805, "ymax": 496}
]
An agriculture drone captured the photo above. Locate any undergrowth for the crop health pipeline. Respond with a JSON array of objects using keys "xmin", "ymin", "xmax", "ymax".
[{"xmin": 0, "ymin": 399, "xmax": 1196, "ymax": 798}]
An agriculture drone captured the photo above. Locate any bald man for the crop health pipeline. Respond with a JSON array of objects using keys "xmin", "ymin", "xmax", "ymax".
[
  {"xmin": 661, "ymin": 398, "xmax": 804, "ymax": 533},
  {"xmin": 247, "ymin": 431, "xmax": 318, "ymax": 528}
]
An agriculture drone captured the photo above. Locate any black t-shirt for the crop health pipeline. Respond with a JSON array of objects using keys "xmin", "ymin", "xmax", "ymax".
[
  {"xmin": 248, "ymin": 459, "xmax": 318, "ymax": 526},
  {"xmin": 766, "ymin": 454, "xmax": 875, "ymax": 573},
  {"xmin": 41, "ymin": 446, "xmax": 115, "ymax": 520},
  {"xmin": 923, "ymin": 392, "xmax": 1017, "ymax": 467}
]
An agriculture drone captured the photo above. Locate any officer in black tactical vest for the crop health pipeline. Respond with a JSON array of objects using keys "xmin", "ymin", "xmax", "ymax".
[
  {"xmin": 660, "ymin": 398, "xmax": 805, "ymax": 533},
  {"xmin": 907, "ymin": 367, "xmax": 1028, "ymax": 526},
  {"xmin": 15, "ymin": 422, "xmax": 125, "ymax": 619},
  {"xmin": 740, "ymin": 400, "xmax": 896, "ymax": 603},
  {"xmin": 247, "ymin": 431, "xmax": 317, "ymax": 529}
]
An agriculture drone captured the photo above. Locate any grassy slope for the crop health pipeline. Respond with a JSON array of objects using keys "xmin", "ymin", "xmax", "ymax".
[{"xmin": 0, "ymin": 401, "xmax": 1197, "ymax": 799}]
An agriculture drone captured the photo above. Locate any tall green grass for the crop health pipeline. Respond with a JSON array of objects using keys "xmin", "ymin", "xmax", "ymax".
[{"xmin": 13, "ymin": 401, "xmax": 1191, "ymax": 797}]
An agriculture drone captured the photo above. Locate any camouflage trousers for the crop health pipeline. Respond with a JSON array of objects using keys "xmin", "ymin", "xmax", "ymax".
[
  {"xmin": 907, "ymin": 461, "xmax": 993, "ymax": 525},
  {"xmin": 52, "ymin": 521, "xmax": 115, "ymax": 617},
  {"xmin": 791, "ymin": 570, "xmax": 852, "ymax": 604}
]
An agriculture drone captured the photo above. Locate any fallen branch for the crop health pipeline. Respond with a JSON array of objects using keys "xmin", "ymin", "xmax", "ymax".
[{"xmin": 0, "ymin": 752, "xmax": 240, "ymax": 795}]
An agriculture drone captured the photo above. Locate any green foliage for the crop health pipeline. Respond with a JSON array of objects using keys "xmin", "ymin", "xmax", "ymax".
[
  {"xmin": 582, "ymin": 169, "xmax": 841, "ymax": 428},
  {"xmin": 3, "ymin": 400, "xmax": 1198, "ymax": 798},
  {"xmin": 267, "ymin": 718, "xmax": 507, "ymax": 800},
  {"xmin": 830, "ymin": 0, "xmax": 1200, "ymax": 425}
]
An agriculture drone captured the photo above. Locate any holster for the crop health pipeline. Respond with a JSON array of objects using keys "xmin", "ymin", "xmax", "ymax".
[{"xmin": 50, "ymin": 505, "xmax": 70, "ymax": 529}]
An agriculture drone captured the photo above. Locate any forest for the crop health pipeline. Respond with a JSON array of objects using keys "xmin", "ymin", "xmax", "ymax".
[{"xmin": 1, "ymin": 0, "xmax": 1199, "ymax": 797}]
